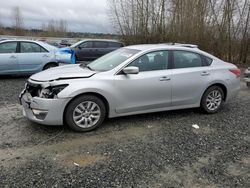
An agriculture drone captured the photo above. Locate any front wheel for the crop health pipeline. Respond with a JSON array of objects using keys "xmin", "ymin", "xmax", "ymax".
[
  {"xmin": 64, "ymin": 95, "xmax": 106, "ymax": 132},
  {"xmin": 201, "ymin": 86, "xmax": 224, "ymax": 114}
]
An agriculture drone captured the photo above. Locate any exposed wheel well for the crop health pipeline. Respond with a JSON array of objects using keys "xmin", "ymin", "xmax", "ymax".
[
  {"xmin": 63, "ymin": 92, "xmax": 110, "ymax": 124},
  {"xmin": 43, "ymin": 62, "xmax": 58, "ymax": 70},
  {"xmin": 203, "ymin": 83, "xmax": 227, "ymax": 101}
]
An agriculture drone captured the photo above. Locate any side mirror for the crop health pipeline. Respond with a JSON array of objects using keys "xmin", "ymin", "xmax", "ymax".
[
  {"xmin": 78, "ymin": 46, "xmax": 82, "ymax": 50},
  {"xmin": 123, "ymin": 66, "xmax": 139, "ymax": 74}
]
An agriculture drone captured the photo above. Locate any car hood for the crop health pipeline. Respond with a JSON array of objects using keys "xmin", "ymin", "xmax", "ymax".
[{"xmin": 30, "ymin": 64, "xmax": 96, "ymax": 82}]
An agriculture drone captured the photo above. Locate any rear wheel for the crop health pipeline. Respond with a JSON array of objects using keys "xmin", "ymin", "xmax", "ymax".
[
  {"xmin": 65, "ymin": 95, "xmax": 106, "ymax": 132},
  {"xmin": 201, "ymin": 86, "xmax": 224, "ymax": 114}
]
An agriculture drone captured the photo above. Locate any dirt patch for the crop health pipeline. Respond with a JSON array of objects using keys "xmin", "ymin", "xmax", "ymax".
[
  {"xmin": 152, "ymin": 151, "xmax": 220, "ymax": 188},
  {"xmin": 63, "ymin": 153, "xmax": 108, "ymax": 167},
  {"xmin": 227, "ymin": 156, "xmax": 250, "ymax": 177},
  {"xmin": 0, "ymin": 125, "xmax": 158, "ymax": 168},
  {"xmin": 0, "ymin": 103, "xmax": 23, "ymax": 125}
]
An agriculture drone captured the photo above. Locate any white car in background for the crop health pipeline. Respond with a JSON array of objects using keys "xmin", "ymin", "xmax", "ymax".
[{"xmin": 0, "ymin": 39, "xmax": 73, "ymax": 75}]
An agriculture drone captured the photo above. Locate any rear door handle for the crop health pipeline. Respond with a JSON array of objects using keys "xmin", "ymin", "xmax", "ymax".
[
  {"xmin": 201, "ymin": 71, "xmax": 210, "ymax": 76},
  {"xmin": 43, "ymin": 54, "xmax": 49, "ymax": 58},
  {"xmin": 159, "ymin": 76, "xmax": 171, "ymax": 81}
]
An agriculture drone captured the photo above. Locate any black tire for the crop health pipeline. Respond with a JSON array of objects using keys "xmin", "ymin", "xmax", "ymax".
[
  {"xmin": 75, "ymin": 54, "xmax": 81, "ymax": 64},
  {"xmin": 64, "ymin": 95, "xmax": 106, "ymax": 132},
  {"xmin": 43, "ymin": 63, "xmax": 58, "ymax": 70},
  {"xmin": 201, "ymin": 86, "xmax": 224, "ymax": 114},
  {"xmin": 247, "ymin": 82, "xmax": 250, "ymax": 87}
]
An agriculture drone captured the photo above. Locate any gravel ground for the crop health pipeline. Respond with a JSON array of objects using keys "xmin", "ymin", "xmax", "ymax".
[{"xmin": 0, "ymin": 75, "xmax": 249, "ymax": 187}]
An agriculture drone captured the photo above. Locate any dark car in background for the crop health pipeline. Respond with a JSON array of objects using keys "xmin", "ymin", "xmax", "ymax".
[
  {"xmin": 60, "ymin": 40, "xmax": 71, "ymax": 48},
  {"xmin": 71, "ymin": 39, "xmax": 124, "ymax": 62},
  {"xmin": 244, "ymin": 67, "xmax": 250, "ymax": 87}
]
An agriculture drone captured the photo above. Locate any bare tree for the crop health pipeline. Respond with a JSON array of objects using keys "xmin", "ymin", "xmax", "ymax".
[
  {"xmin": 44, "ymin": 19, "xmax": 68, "ymax": 37},
  {"xmin": 58, "ymin": 19, "xmax": 68, "ymax": 36},
  {"xmin": 108, "ymin": 0, "xmax": 250, "ymax": 65},
  {"xmin": 12, "ymin": 6, "xmax": 24, "ymax": 35},
  {"xmin": 238, "ymin": 1, "xmax": 250, "ymax": 64}
]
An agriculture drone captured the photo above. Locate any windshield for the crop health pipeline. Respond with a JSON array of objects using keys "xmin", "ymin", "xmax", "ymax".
[
  {"xmin": 70, "ymin": 41, "xmax": 84, "ymax": 48},
  {"xmin": 87, "ymin": 48, "xmax": 140, "ymax": 71},
  {"xmin": 38, "ymin": 41, "xmax": 58, "ymax": 51}
]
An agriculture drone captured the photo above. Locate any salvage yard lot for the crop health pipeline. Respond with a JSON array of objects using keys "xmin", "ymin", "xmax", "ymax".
[{"xmin": 0, "ymin": 76, "xmax": 249, "ymax": 187}]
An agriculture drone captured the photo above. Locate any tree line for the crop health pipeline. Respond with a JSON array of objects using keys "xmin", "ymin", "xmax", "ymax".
[
  {"xmin": 0, "ymin": 6, "xmax": 68, "ymax": 37},
  {"xmin": 108, "ymin": 0, "xmax": 250, "ymax": 65}
]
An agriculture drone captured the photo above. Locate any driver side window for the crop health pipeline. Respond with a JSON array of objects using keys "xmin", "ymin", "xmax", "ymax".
[
  {"xmin": 20, "ymin": 42, "xmax": 46, "ymax": 53},
  {"xmin": 129, "ymin": 51, "xmax": 169, "ymax": 72},
  {"xmin": 0, "ymin": 42, "xmax": 17, "ymax": 53},
  {"xmin": 79, "ymin": 41, "xmax": 92, "ymax": 48}
]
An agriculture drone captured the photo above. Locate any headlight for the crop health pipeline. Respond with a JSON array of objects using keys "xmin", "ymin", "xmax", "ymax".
[{"xmin": 38, "ymin": 84, "xmax": 68, "ymax": 98}]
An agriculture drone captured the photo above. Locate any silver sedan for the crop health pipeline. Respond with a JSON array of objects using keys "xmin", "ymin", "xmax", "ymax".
[{"xmin": 20, "ymin": 44, "xmax": 240, "ymax": 132}]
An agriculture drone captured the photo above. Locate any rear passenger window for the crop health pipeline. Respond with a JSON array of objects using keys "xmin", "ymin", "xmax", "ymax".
[
  {"xmin": 0, "ymin": 42, "xmax": 17, "ymax": 53},
  {"xmin": 20, "ymin": 42, "xmax": 47, "ymax": 53},
  {"xmin": 130, "ymin": 51, "xmax": 169, "ymax": 72},
  {"xmin": 109, "ymin": 42, "xmax": 123, "ymax": 48},
  {"xmin": 94, "ymin": 41, "xmax": 108, "ymax": 48},
  {"xmin": 203, "ymin": 56, "xmax": 213, "ymax": 65},
  {"xmin": 173, "ymin": 51, "xmax": 202, "ymax": 68}
]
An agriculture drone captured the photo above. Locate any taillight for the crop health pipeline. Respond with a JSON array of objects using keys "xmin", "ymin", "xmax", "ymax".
[{"xmin": 229, "ymin": 68, "xmax": 241, "ymax": 78}]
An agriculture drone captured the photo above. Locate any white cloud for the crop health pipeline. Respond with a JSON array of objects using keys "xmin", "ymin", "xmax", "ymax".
[{"xmin": 0, "ymin": 0, "xmax": 113, "ymax": 33}]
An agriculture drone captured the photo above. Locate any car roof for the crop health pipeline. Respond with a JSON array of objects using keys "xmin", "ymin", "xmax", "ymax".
[
  {"xmin": 0, "ymin": 39, "xmax": 45, "ymax": 44},
  {"xmin": 70, "ymin": 39, "xmax": 123, "ymax": 48},
  {"xmin": 125, "ymin": 43, "xmax": 219, "ymax": 60},
  {"xmin": 0, "ymin": 39, "xmax": 58, "ymax": 51},
  {"xmin": 1, "ymin": 39, "xmax": 34, "ymax": 42},
  {"xmin": 78, "ymin": 39, "xmax": 122, "ymax": 43},
  {"xmin": 126, "ymin": 44, "xmax": 199, "ymax": 51}
]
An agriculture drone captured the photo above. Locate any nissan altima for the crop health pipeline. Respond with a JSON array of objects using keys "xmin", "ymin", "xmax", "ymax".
[{"xmin": 20, "ymin": 44, "xmax": 240, "ymax": 132}]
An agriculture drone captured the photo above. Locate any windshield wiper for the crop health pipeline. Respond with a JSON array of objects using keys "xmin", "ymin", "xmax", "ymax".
[
  {"xmin": 86, "ymin": 65, "xmax": 93, "ymax": 71},
  {"xmin": 79, "ymin": 63, "xmax": 86, "ymax": 68},
  {"xmin": 79, "ymin": 63, "xmax": 94, "ymax": 71}
]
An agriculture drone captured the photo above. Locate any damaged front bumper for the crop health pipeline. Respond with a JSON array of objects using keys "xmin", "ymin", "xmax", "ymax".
[{"xmin": 19, "ymin": 86, "xmax": 71, "ymax": 126}]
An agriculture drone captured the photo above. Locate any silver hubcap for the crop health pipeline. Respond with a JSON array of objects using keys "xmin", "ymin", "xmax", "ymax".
[
  {"xmin": 206, "ymin": 90, "xmax": 222, "ymax": 111},
  {"xmin": 73, "ymin": 101, "xmax": 101, "ymax": 128}
]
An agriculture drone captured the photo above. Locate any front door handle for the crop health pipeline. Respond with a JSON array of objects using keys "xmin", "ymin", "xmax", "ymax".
[
  {"xmin": 10, "ymin": 55, "xmax": 17, "ymax": 59},
  {"xmin": 159, "ymin": 76, "xmax": 171, "ymax": 81},
  {"xmin": 201, "ymin": 71, "xmax": 210, "ymax": 76}
]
